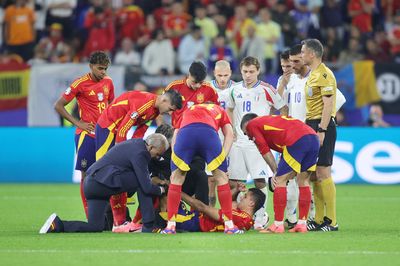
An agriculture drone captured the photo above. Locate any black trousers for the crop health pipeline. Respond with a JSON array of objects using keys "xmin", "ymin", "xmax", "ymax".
[
  {"xmin": 62, "ymin": 176, "xmax": 155, "ymax": 232},
  {"xmin": 184, "ymin": 156, "xmax": 209, "ymax": 205}
]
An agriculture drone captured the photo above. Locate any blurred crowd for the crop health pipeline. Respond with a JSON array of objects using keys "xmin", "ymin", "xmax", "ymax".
[{"xmin": 0, "ymin": 0, "xmax": 399, "ymax": 75}]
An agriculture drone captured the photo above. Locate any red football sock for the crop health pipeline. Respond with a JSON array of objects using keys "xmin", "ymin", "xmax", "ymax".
[
  {"xmin": 273, "ymin": 187, "xmax": 287, "ymax": 222},
  {"xmin": 132, "ymin": 208, "xmax": 142, "ymax": 223},
  {"xmin": 167, "ymin": 184, "xmax": 182, "ymax": 220},
  {"xmin": 132, "ymin": 197, "xmax": 160, "ymax": 223},
  {"xmin": 298, "ymin": 186, "xmax": 312, "ymax": 220},
  {"xmin": 217, "ymin": 183, "xmax": 233, "ymax": 221},
  {"xmin": 80, "ymin": 179, "xmax": 88, "ymax": 219},
  {"xmin": 110, "ymin": 193, "xmax": 127, "ymax": 226}
]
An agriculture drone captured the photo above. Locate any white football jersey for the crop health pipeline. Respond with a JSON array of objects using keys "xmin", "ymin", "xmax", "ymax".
[
  {"xmin": 211, "ymin": 79, "xmax": 235, "ymax": 110},
  {"xmin": 227, "ymin": 80, "xmax": 285, "ymax": 145},
  {"xmin": 278, "ymin": 73, "xmax": 346, "ymax": 122},
  {"xmin": 278, "ymin": 73, "xmax": 308, "ymax": 122}
]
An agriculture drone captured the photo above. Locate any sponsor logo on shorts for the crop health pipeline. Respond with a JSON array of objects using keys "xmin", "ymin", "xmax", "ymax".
[{"xmin": 81, "ymin": 159, "xmax": 87, "ymax": 169}]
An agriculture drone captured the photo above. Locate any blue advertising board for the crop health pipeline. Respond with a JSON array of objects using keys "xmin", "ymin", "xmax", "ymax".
[{"xmin": 0, "ymin": 127, "xmax": 399, "ymax": 184}]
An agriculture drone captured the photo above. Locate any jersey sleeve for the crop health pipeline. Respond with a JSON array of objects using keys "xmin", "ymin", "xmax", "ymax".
[
  {"xmin": 226, "ymin": 87, "xmax": 235, "ymax": 109},
  {"xmin": 247, "ymin": 123, "xmax": 271, "ymax": 155},
  {"xmin": 318, "ymin": 72, "xmax": 336, "ymax": 97},
  {"xmin": 115, "ymin": 112, "xmax": 137, "ymax": 143},
  {"xmin": 209, "ymin": 87, "xmax": 219, "ymax": 104},
  {"xmin": 62, "ymin": 82, "xmax": 80, "ymax": 103},
  {"xmin": 263, "ymin": 84, "xmax": 285, "ymax": 110},
  {"xmin": 335, "ymin": 88, "xmax": 346, "ymax": 112},
  {"xmin": 218, "ymin": 109, "xmax": 232, "ymax": 128}
]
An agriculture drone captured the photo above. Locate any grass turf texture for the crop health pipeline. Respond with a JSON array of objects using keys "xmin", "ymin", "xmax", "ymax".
[{"xmin": 0, "ymin": 184, "xmax": 399, "ymax": 266}]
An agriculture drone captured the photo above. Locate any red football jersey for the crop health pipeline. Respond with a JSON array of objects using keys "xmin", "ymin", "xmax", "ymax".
[
  {"xmin": 178, "ymin": 103, "xmax": 231, "ymax": 131},
  {"xmin": 97, "ymin": 91, "xmax": 159, "ymax": 143},
  {"xmin": 63, "ymin": 73, "xmax": 115, "ymax": 137},
  {"xmin": 246, "ymin": 115, "xmax": 317, "ymax": 155},
  {"xmin": 199, "ymin": 208, "xmax": 253, "ymax": 232},
  {"xmin": 164, "ymin": 79, "xmax": 219, "ymax": 128}
]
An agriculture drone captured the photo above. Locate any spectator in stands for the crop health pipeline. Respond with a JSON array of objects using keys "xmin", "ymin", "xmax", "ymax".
[
  {"xmin": 115, "ymin": 0, "xmax": 145, "ymax": 46},
  {"xmin": 256, "ymin": 8, "xmax": 281, "ymax": 74},
  {"xmin": 163, "ymin": 1, "xmax": 191, "ymax": 49},
  {"xmin": 178, "ymin": 25, "xmax": 206, "ymax": 74},
  {"xmin": 206, "ymin": 3, "xmax": 219, "ymax": 17},
  {"xmin": 368, "ymin": 104, "xmax": 390, "ymax": 127},
  {"xmin": 212, "ymin": 14, "xmax": 228, "ymax": 37},
  {"xmin": 45, "ymin": 0, "xmax": 77, "ymax": 41},
  {"xmin": 320, "ymin": 0, "xmax": 344, "ymax": 39},
  {"xmin": 36, "ymin": 23, "xmax": 70, "ymax": 62},
  {"xmin": 4, "ymin": 0, "xmax": 36, "ymax": 61},
  {"xmin": 153, "ymin": 0, "xmax": 173, "ymax": 28},
  {"xmin": 364, "ymin": 38, "xmax": 390, "ymax": 63},
  {"xmin": 387, "ymin": 11, "xmax": 400, "ymax": 62},
  {"xmin": 83, "ymin": 4, "xmax": 115, "ymax": 58},
  {"xmin": 226, "ymin": 5, "xmax": 256, "ymax": 53},
  {"xmin": 194, "ymin": 4, "xmax": 218, "ymax": 46},
  {"xmin": 337, "ymin": 38, "xmax": 364, "ymax": 67},
  {"xmin": 240, "ymin": 24, "xmax": 265, "ymax": 73},
  {"xmin": 323, "ymin": 27, "xmax": 342, "ymax": 63},
  {"xmin": 271, "ymin": 0, "xmax": 297, "ymax": 49},
  {"xmin": 28, "ymin": 45, "xmax": 48, "ymax": 65},
  {"xmin": 382, "ymin": 0, "xmax": 400, "ymax": 27},
  {"xmin": 244, "ymin": 1, "xmax": 258, "ymax": 18},
  {"xmin": 348, "ymin": 0, "xmax": 375, "ymax": 34},
  {"xmin": 208, "ymin": 34, "xmax": 236, "ymax": 72},
  {"xmin": 114, "ymin": 37, "xmax": 141, "ymax": 66},
  {"xmin": 290, "ymin": 0, "xmax": 312, "ymax": 41},
  {"xmin": 137, "ymin": 14, "xmax": 157, "ymax": 50},
  {"xmin": 142, "ymin": 29, "xmax": 175, "ymax": 75}
]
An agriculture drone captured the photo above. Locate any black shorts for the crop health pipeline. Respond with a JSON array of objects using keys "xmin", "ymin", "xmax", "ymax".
[{"xmin": 306, "ymin": 117, "xmax": 337, "ymax": 166}]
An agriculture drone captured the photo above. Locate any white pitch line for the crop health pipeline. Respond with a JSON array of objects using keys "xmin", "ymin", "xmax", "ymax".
[{"xmin": 0, "ymin": 249, "xmax": 399, "ymax": 256}]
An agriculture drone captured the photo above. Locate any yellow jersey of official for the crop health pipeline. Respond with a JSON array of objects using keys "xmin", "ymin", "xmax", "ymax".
[{"xmin": 305, "ymin": 63, "xmax": 337, "ymax": 120}]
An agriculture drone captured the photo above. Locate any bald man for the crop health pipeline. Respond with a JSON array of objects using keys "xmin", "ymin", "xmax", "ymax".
[{"xmin": 210, "ymin": 60, "xmax": 235, "ymax": 110}]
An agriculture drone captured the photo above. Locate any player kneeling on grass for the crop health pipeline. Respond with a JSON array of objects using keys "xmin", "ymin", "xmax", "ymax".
[
  {"xmin": 39, "ymin": 134, "xmax": 168, "ymax": 234},
  {"xmin": 241, "ymin": 114, "xmax": 319, "ymax": 233},
  {"xmin": 159, "ymin": 184, "xmax": 265, "ymax": 232}
]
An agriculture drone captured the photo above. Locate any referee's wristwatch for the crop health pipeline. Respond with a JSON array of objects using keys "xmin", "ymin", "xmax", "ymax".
[{"xmin": 317, "ymin": 126, "xmax": 327, "ymax": 133}]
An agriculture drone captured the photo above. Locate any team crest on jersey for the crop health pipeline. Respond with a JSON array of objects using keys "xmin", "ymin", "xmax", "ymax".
[
  {"xmin": 103, "ymin": 85, "xmax": 109, "ymax": 96},
  {"xmin": 81, "ymin": 159, "xmax": 87, "ymax": 169},
  {"xmin": 308, "ymin": 87, "xmax": 313, "ymax": 97},
  {"xmin": 131, "ymin": 112, "xmax": 139, "ymax": 119},
  {"xmin": 187, "ymin": 101, "xmax": 195, "ymax": 108},
  {"xmin": 97, "ymin": 92, "xmax": 104, "ymax": 101},
  {"xmin": 196, "ymin": 93, "xmax": 204, "ymax": 103},
  {"xmin": 65, "ymin": 87, "xmax": 71, "ymax": 95}
]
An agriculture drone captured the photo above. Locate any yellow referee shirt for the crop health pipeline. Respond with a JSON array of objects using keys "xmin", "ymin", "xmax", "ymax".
[{"xmin": 305, "ymin": 63, "xmax": 337, "ymax": 120}]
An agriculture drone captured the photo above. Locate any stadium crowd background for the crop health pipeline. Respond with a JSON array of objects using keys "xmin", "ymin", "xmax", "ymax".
[{"xmin": 0, "ymin": 0, "xmax": 399, "ymax": 126}]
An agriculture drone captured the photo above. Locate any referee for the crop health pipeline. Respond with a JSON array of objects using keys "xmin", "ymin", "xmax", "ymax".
[{"xmin": 301, "ymin": 39, "xmax": 338, "ymax": 232}]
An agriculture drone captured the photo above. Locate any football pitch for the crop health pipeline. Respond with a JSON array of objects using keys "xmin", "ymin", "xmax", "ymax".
[{"xmin": 0, "ymin": 184, "xmax": 399, "ymax": 266}]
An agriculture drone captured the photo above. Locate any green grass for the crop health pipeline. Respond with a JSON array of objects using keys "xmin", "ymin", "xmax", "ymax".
[{"xmin": 0, "ymin": 184, "xmax": 399, "ymax": 266}]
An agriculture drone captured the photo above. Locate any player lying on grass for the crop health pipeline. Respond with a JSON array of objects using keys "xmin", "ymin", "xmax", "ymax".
[{"xmin": 158, "ymin": 183, "xmax": 265, "ymax": 233}]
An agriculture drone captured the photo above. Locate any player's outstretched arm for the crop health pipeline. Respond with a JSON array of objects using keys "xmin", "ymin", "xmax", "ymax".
[{"xmin": 181, "ymin": 192, "xmax": 220, "ymax": 221}]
